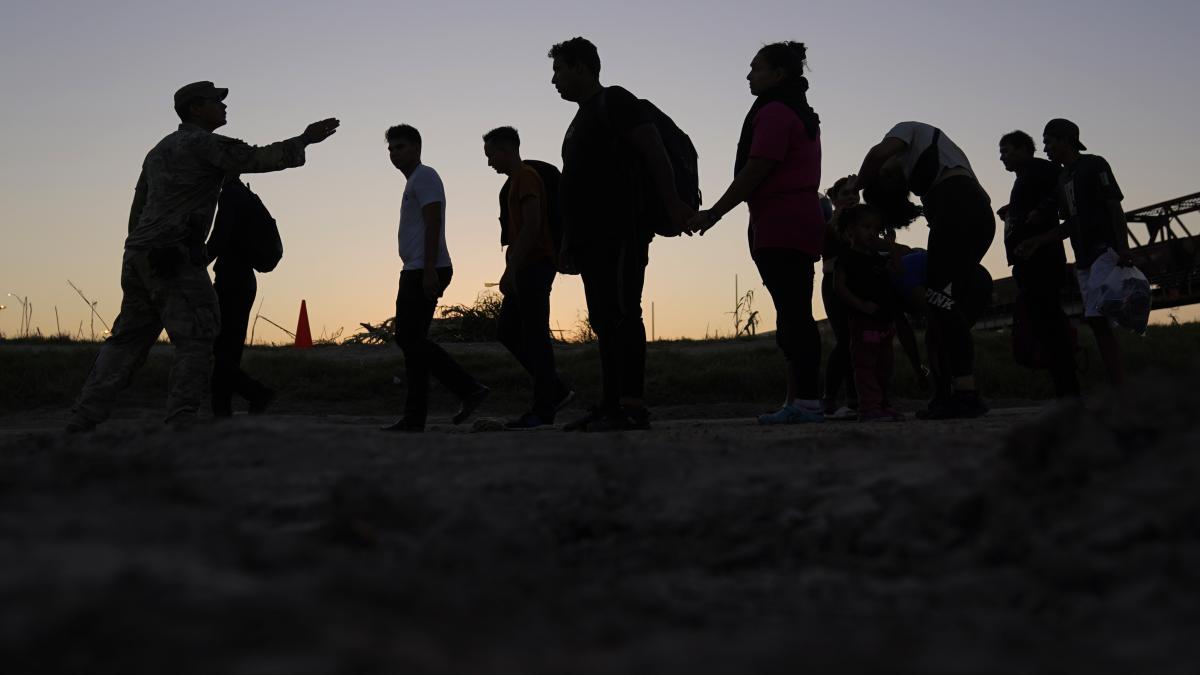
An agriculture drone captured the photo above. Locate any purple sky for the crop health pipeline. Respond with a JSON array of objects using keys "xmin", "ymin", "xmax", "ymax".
[{"xmin": 3, "ymin": 0, "xmax": 1199, "ymax": 340}]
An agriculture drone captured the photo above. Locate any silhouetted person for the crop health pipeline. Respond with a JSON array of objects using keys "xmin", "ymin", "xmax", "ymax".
[
  {"xmin": 835, "ymin": 205, "xmax": 905, "ymax": 422},
  {"xmin": 998, "ymin": 130, "xmax": 1079, "ymax": 398},
  {"xmin": 550, "ymin": 37, "xmax": 693, "ymax": 432},
  {"xmin": 849, "ymin": 122, "xmax": 996, "ymax": 419},
  {"xmin": 206, "ymin": 178, "xmax": 277, "ymax": 416},
  {"xmin": 821, "ymin": 176, "xmax": 860, "ymax": 420},
  {"xmin": 690, "ymin": 41, "xmax": 826, "ymax": 425},
  {"xmin": 382, "ymin": 124, "xmax": 489, "ymax": 432},
  {"xmin": 66, "ymin": 81, "xmax": 338, "ymax": 432},
  {"xmin": 483, "ymin": 126, "xmax": 573, "ymax": 428},
  {"xmin": 1039, "ymin": 118, "xmax": 1129, "ymax": 387}
]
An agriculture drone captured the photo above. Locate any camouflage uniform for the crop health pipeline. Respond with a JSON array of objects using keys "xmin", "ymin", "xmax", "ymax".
[{"xmin": 69, "ymin": 123, "xmax": 306, "ymax": 426}]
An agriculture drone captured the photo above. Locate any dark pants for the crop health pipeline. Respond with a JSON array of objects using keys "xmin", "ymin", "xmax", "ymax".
[
  {"xmin": 394, "ymin": 267, "xmax": 479, "ymax": 425},
  {"xmin": 754, "ymin": 247, "xmax": 821, "ymax": 401},
  {"xmin": 212, "ymin": 262, "xmax": 270, "ymax": 415},
  {"xmin": 498, "ymin": 261, "xmax": 567, "ymax": 419},
  {"xmin": 821, "ymin": 269, "xmax": 857, "ymax": 408},
  {"xmin": 1014, "ymin": 254, "xmax": 1080, "ymax": 398},
  {"xmin": 923, "ymin": 176, "xmax": 996, "ymax": 393},
  {"xmin": 849, "ymin": 314, "xmax": 895, "ymax": 413},
  {"xmin": 578, "ymin": 236, "xmax": 650, "ymax": 409}
]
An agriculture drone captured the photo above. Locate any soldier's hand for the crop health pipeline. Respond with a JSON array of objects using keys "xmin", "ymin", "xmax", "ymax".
[{"xmin": 302, "ymin": 118, "xmax": 340, "ymax": 145}]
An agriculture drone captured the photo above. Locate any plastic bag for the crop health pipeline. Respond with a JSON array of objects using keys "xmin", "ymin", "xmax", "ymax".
[{"xmin": 1098, "ymin": 263, "xmax": 1152, "ymax": 334}]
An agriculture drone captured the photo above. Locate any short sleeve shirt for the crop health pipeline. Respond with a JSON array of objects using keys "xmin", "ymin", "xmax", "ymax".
[
  {"xmin": 506, "ymin": 163, "xmax": 555, "ymax": 264},
  {"xmin": 746, "ymin": 102, "xmax": 824, "ymax": 256},
  {"xmin": 398, "ymin": 164, "xmax": 452, "ymax": 270},
  {"xmin": 1059, "ymin": 154, "xmax": 1124, "ymax": 269},
  {"xmin": 884, "ymin": 121, "xmax": 976, "ymax": 186},
  {"xmin": 560, "ymin": 86, "xmax": 651, "ymax": 241}
]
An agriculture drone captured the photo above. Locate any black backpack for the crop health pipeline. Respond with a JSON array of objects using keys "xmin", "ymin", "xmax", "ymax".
[
  {"xmin": 498, "ymin": 159, "xmax": 565, "ymax": 253},
  {"xmin": 209, "ymin": 178, "xmax": 283, "ymax": 273},
  {"xmin": 603, "ymin": 91, "xmax": 702, "ymax": 237}
]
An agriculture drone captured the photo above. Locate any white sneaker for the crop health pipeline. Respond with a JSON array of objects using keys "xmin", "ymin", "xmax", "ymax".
[{"xmin": 828, "ymin": 406, "xmax": 858, "ymax": 421}]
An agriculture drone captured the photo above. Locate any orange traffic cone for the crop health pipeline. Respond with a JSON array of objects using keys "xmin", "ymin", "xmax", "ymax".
[{"xmin": 295, "ymin": 299, "xmax": 313, "ymax": 349}]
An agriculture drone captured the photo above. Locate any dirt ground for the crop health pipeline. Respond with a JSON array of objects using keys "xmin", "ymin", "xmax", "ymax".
[{"xmin": 1, "ymin": 380, "xmax": 1198, "ymax": 674}]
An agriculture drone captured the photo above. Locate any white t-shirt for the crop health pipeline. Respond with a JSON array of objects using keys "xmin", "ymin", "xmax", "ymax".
[
  {"xmin": 885, "ymin": 121, "xmax": 976, "ymax": 184},
  {"xmin": 397, "ymin": 163, "xmax": 452, "ymax": 270}
]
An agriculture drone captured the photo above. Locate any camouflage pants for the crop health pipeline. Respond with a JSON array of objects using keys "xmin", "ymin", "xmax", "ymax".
[{"xmin": 70, "ymin": 249, "xmax": 220, "ymax": 425}]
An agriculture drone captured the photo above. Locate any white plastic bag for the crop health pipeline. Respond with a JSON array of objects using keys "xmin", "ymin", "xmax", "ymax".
[{"xmin": 1098, "ymin": 262, "xmax": 1152, "ymax": 334}]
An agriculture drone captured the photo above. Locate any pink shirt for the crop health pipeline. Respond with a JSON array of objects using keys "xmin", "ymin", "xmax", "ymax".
[{"xmin": 747, "ymin": 102, "xmax": 823, "ymax": 256}]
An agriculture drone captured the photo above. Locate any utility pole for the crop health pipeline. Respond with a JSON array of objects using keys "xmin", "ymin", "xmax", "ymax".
[{"xmin": 651, "ymin": 302, "xmax": 656, "ymax": 342}]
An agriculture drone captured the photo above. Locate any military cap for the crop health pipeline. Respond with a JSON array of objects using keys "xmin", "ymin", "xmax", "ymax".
[{"xmin": 173, "ymin": 81, "xmax": 228, "ymax": 107}]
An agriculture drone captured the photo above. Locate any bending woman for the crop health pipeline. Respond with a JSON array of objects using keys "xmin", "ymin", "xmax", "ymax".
[
  {"xmin": 848, "ymin": 122, "xmax": 995, "ymax": 419},
  {"xmin": 690, "ymin": 41, "xmax": 825, "ymax": 424}
]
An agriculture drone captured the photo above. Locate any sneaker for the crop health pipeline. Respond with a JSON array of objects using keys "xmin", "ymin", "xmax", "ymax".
[
  {"xmin": 505, "ymin": 412, "xmax": 552, "ymax": 430},
  {"xmin": 827, "ymin": 406, "xmax": 859, "ymax": 421},
  {"xmin": 953, "ymin": 391, "xmax": 989, "ymax": 418},
  {"xmin": 452, "ymin": 385, "xmax": 491, "ymax": 425},
  {"xmin": 585, "ymin": 406, "xmax": 652, "ymax": 432},
  {"xmin": 916, "ymin": 396, "xmax": 957, "ymax": 420},
  {"xmin": 563, "ymin": 407, "xmax": 603, "ymax": 432},
  {"xmin": 247, "ymin": 388, "xmax": 277, "ymax": 415},
  {"xmin": 757, "ymin": 405, "xmax": 825, "ymax": 425},
  {"xmin": 381, "ymin": 418, "xmax": 424, "ymax": 432}
]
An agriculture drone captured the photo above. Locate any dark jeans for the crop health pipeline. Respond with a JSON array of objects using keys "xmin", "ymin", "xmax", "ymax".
[
  {"xmin": 923, "ymin": 176, "xmax": 996, "ymax": 394},
  {"xmin": 821, "ymin": 270, "xmax": 857, "ymax": 408},
  {"xmin": 1014, "ymin": 254, "xmax": 1080, "ymax": 398},
  {"xmin": 849, "ymin": 314, "xmax": 895, "ymax": 413},
  {"xmin": 212, "ymin": 262, "xmax": 270, "ymax": 415},
  {"xmin": 498, "ymin": 261, "xmax": 567, "ymax": 419},
  {"xmin": 394, "ymin": 267, "xmax": 479, "ymax": 424},
  {"xmin": 753, "ymin": 247, "xmax": 821, "ymax": 401},
  {"xmin": 577, "ymin": 236, "xmax": 650, "ymax": 409}
]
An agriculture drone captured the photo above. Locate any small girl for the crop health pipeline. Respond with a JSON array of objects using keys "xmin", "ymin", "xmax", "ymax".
[{"xmin": 835, "ymin": 205, "xmax": 905, "ymax": 422}]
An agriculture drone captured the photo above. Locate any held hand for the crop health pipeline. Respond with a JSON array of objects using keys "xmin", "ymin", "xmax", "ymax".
[
  {"xmin": 302, "ymin": 118, "xmax": 340, "ymax": 145},
  {"xmin": 422, "ymin": 269, "xmax": 442, "ymax": 301},
  {"xmin": 687, "ymin": 211, "xmax": 713, "ymax": 236},
  {"xmin": 843, "ymin": 174, "xmax": 860, "ymax": 193},
  {"xmin": 668, "ymin": 199, "xmax": 696, "ymax": 237}
]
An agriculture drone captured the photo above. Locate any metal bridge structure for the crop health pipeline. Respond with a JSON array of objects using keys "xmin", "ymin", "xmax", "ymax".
[{"xmin": 976, "ymin": 191, "xmax": 1200, "ymax": 329}]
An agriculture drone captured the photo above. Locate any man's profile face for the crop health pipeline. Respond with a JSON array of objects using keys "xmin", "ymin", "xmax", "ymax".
[
  {"xmin": 551, "ymin": 59, "xmax": 585, "ymax": 101},
  {"xmin": 191, "ymin": 98, "xmax": 227, "ymax": 130},
  {"xmin": 1042, "ymin": 134, "xmax": 1069, "ymax": 164},
  {"xmin": 999, "ymin": 141, "xmax": 1030, "ymax": 173},
  {"xmin": 483, "ymin": 141, "xmax": 510, "ymax": 174},
  {"xmin": 388, "ymin": 138, "xmax": 419, "ymax": 171}
]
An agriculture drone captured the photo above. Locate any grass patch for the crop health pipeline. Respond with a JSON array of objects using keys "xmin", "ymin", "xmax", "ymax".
[{"xmin": 3, "ymin": 323, "xmax": 1199, "ymax": 417}]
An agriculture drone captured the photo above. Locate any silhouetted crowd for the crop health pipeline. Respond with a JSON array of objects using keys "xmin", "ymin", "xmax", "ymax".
[{"xmin": 65, "ymin": 37, "xmax": 1145, "ymax": 434}]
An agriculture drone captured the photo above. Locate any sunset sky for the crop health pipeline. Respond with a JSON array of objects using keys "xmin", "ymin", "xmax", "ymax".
[{"xmin": 3, "ymin": 0, "xmax": 1199, "ymax": 341}]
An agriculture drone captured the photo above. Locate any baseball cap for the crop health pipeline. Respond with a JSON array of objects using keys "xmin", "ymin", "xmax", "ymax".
[
  {"xmin": 1043, "ymin": 118, "xmax": 1087, "ymax": 152},
  {"xmin": 173, "ymin": 81, "xmax": 228, "ymax": 108}
]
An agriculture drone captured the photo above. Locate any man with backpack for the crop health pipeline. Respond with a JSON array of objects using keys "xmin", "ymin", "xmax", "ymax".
[
  {"xmin": 483, "ymin": 126, "xmax": 574, "ymax": 428},
  {"xmin": 205, "ymin": 177, "xmax": 280, "ymax": 417},
  {"xmin": 998, "ymin": 130, "xmax": 1079, "ymax": 398},
  {"xmin": 549, "ymin": 36, "xmax": 697, "ymax": 431}
]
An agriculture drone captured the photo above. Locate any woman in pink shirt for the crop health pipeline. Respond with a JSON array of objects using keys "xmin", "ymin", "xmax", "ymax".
[{"xmin": 690, "ymin": 41, "xmax": 825, "ymax": 425}]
